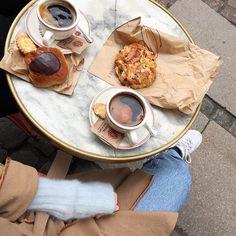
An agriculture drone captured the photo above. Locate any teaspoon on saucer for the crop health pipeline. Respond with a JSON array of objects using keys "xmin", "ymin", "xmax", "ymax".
[{"xmin": 77, "ymin": 25, "xmax": 93, "ymax": 43}]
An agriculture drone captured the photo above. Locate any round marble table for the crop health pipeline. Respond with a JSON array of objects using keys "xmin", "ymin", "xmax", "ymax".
[{"xmin": 6, "ymin": 0, "xmax": 199, "ymax": 162}]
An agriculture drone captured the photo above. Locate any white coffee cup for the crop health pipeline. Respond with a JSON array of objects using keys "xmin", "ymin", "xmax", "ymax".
[
  {"xmin": 106, "ymin": 88, "xmax": 157, "ymax": 144},
  {"xmin": 37, "ymin": 0, "xmax": 79, "ymax": 46}
]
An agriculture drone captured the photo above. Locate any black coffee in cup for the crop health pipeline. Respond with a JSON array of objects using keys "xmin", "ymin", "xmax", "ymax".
[
  {"xmin": 109, "ymin": 94, "xmax": 144, "ymax": 127},
  {"xmin": 39, "ymin": 1, "xmax": 76, "ymax": 28}
]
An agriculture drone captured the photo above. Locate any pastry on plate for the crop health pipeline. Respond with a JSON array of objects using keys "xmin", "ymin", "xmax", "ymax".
[
  {"xmin": 93, "ymin": 103, "xmax": 106, "ymax": 119},
  {"xmin": 16, "ymin": 33, "xmax": 68, "ymax": 88},
  {"xmin": 114, "ymin": 43, "xmax": 157, "ymax": 89},
  {"xmin": 16, "ymin": 32, "xmax": 37, "ymax": 54}
]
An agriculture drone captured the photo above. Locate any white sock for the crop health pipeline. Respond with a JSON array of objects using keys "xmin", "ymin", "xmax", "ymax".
[{"xmin": 29, "ymin": 177, "xmax": 115, "ymax": 221}]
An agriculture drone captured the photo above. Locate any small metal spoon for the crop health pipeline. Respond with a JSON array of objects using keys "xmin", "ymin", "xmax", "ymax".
[{"xmin": 77, "ymin": 25, "xmax": 94, "ymax": 43}]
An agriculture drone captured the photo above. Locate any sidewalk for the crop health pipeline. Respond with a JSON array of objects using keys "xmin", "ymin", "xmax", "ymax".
[
  {"xmin": 166, "ymin": 0, "xmax": 236, "ymax": 235},
  {"xmin": 0, "ymin": 0, "xmax": 235, "ymax": 235}
]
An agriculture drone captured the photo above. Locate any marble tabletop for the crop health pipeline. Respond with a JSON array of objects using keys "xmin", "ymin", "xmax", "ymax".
[{"xmin": 7, "ymin": 0, "xmax": 197, "ymax": 161}]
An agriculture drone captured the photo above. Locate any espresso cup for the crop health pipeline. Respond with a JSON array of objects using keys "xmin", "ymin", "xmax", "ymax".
[
  {"xmin": 106, "ymin": 88, "xmax": 157, "ymax": 144},
  {"xmin": 37, "ymin": 0, "xmax": 79, "ymax": 46}
]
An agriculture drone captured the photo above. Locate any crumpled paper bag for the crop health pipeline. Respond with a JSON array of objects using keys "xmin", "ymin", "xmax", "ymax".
[
  {"xmin": 0, "ymin": 35, "xmax": 84, "ymax": 95},
  {"xmin": 88, "ymin": 17, "xmax": 222, "ymax": 114}
]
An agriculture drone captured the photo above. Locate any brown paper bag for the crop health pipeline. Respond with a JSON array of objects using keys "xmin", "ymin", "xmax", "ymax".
[
  {"xmin": 88, "ymin": 17, "xmax": 222, "ymax": 114},
  {"xmin": 0, "ymin": 37, "xmax": 84, "ymax": 96}
]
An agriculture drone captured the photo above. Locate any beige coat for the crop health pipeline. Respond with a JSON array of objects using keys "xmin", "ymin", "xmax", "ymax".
[{"xmin": 0, "ymin": 152, "xmax": 178, "ymax": 236}]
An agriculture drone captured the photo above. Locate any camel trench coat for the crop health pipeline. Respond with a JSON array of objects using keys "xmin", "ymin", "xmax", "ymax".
[{"xmin": 0, "ymin": 154, "xmax": 178, "ymax": 236}]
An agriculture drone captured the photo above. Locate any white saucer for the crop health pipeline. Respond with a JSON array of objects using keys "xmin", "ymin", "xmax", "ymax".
[
  {"xmin": 89, "ymin": 87, "xmax": 156, "ymax": 150},
  {"xmin": 25, "ymin": 4, "xmax": 91, "ymax": 54}
]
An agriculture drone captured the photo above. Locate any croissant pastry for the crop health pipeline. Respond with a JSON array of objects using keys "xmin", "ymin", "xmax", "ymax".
[{"xmin": 16, "ymin": 33, "xmax": 68, "ymax": 88}]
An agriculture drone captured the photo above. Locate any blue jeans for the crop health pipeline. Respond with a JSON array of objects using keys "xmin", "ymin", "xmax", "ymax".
[{"xmin": 134, "ymin": 149, "xmax": 192, "ymax": 212}]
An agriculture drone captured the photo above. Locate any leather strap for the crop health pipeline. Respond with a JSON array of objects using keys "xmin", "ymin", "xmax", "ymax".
[{"xmin": 33, "ymin": 150, "xmax": 72, "ymax": 235}]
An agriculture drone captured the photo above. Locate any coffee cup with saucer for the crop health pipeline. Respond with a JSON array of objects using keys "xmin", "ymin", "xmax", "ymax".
[
  {"xmin": 37, "ymin": 0, "xmax": 93, "ymax": 46},
  {"xmin": 106, "ymin": 88, "xmax": 157, "ymax": 145},
  {"xmin": 89, "ymin": 87, "xmax": 157, "ymax": 149},
  {"xmin": 25, "ymin": 0, "xmax": 91, "ymax": 54}
]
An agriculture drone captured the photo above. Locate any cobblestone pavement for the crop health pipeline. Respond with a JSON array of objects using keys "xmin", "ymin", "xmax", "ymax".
[{"xmin": 158, "ymin": 0, "xmax": 236, "ymax": 26}]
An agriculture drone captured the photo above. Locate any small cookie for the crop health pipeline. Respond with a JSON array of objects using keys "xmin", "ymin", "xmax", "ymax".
[
  {"xmin": 93, "ymin": 103, "xmax": 106, "ymax": 119},
  {"xmin": 115, "ymin": 43, "xmax": 157, "ymax": 89},
  {"xmin": 16, "ymin": 32, "xmax": 37, "ymax": 55}
]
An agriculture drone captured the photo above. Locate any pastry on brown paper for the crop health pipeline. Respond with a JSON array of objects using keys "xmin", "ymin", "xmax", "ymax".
[
  {"xmin": 114, "ymin": 43, "xmax": 157, "ymax": 89},
  {"xmin": 16, "ymin": 33, "xmax": 69, "ymax": 88},
  {"xmin": 93, "ymin": 103, "xmax": 106, "ymax": 119},
  {"xmin": 24, "ymin": 47, "xmax": 69, "ymax": 88}
]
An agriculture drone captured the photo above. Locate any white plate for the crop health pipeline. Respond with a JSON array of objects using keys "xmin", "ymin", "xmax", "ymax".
[
  {"xmin": 89, "ymin": 87, "xmax": 156, "ymax": 150},
  {"xmin": 25, "ymin": 4, "xmax": 91, "ymax": 54}
]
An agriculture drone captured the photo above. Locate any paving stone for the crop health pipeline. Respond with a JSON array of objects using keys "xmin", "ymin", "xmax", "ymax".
[
  {"xmin": 212, "ymin": 107, "xmax": 234, "ymax": 129},
  {"xmin": 170, "ymin": 0, "xmax": 236, "ymax": 115},
  {"xmin": 201, "ymin": 96, "xmax": 217, "ymax": 117},
  {"xmin": 0, "ymin": 147, "xmax": 8, "ymax": 163},
  {"xmin": 191, "ymin": 112, "xmax": 209, "ymax": 133},
  {"xmin": 220, "ymin": 4, "xmax": 236, "ymax": 24},
  {"xmin": 229, "ymin": 119, "xmax": 236, "ymax": 137},
  {"xmin": 177, "ymin": 121, "xmax": 236, "ymax": 236},
  {"xmin": 10, "ymin": 144, "xmax": 39, "ymax": 168},
  {"xmin": 201, "ymin": 96, "xmax": 236, "ymax": 137},
  {"xmin": 228, "ymin": 0, "xmax": 236, "ymax": 9},
  {"xmin": 155, "ymin": 0, "xmax": 178, "ymax": 8},
  {"xmin": 171, "ymin": 225, "xmax": 189, "ymax": 236},
  {"xmin": 0, "ymin": 118, "xmax": 28, "ymax": 150},
  {"xmin": 202, "ymin": 0, "xmax": 224, "ymax": 11},
  {"xmin": 28, "ymin": 136, "xmax": 57, "ymax": 160}
]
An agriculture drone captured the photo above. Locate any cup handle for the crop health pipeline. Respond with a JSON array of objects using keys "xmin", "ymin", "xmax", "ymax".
[
  {"xmin": 42, "ymin": 31, "xmax": 55, "ymax": 46},
  {"xmin": 125, "ymin": 130, "xmax": 138, "ymax": 145},
  {"xmin": 145, "ymin": 123, "xmax": 158, "ymax": 137}
]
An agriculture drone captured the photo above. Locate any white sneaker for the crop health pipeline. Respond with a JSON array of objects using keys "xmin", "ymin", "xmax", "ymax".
[{"xmin": 173, "ymin": 130, "xmax": 202, "ymax": 163}]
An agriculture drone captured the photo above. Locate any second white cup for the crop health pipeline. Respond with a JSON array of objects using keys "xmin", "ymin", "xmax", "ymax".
[{"xmin": 106, "ymin": 88, "xmax": 157, "ymax": 144}]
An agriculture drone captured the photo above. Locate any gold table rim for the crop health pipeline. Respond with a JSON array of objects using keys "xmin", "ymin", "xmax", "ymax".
[{"xmin": 5, "ymin": 0, "xmax": 200, "ymax": 163}]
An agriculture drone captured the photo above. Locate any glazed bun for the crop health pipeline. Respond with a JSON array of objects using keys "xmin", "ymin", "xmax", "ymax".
[{"xmin": 24, "ymin": 47, "xmax": 68, "ymax": 88}]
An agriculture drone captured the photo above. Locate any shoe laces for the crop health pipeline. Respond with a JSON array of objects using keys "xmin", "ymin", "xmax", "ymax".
[{"xmin": 178, "ymin": 139, "xmax": 193, "ymax": 163}]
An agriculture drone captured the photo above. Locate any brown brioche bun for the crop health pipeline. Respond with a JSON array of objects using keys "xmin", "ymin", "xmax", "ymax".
[{"xmin": 24, "ymin": 47, "xmax": 68, "ymax": 88}]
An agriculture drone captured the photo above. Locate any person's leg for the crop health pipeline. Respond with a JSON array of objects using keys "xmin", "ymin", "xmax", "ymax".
[
  {"xmin": 134, "ymin": 130, "xmax": 202, "ymax": 212},
  {"xmin": 134, "ymin": 148, "xmax": 191, "ymax": 212}
]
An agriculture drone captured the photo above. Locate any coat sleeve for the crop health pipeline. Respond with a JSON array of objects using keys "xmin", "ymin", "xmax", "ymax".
[{"xmin": 0, "ymin": 159, "xmax": 39, "ymax": 221}]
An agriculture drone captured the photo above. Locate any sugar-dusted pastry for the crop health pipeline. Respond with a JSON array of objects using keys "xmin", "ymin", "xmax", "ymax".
[
  {"xmin": 93, "ymin": 103, "xmax": 106, "ymax": 119},
  {"xmin": 115, "ymin": 43, "xmax": 157, "ymax": 89},
  {"xmin": 16, "ymin": 32, "xmax": 37, "ymax": 54}
]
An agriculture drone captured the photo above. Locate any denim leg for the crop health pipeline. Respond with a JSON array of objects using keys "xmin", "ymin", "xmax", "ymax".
[{"xmin": 134, "ymin": 149, "xmax": 192, "ymax": 212}]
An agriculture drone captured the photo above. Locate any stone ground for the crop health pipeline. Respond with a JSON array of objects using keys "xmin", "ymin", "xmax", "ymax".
[
  {"xmin": 0, "ymin": 0, "xmax": 235, "ymax": 235},
  {"xmin": 164, "ymin": 0, "xmax": 236, "ymax": 235}
]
